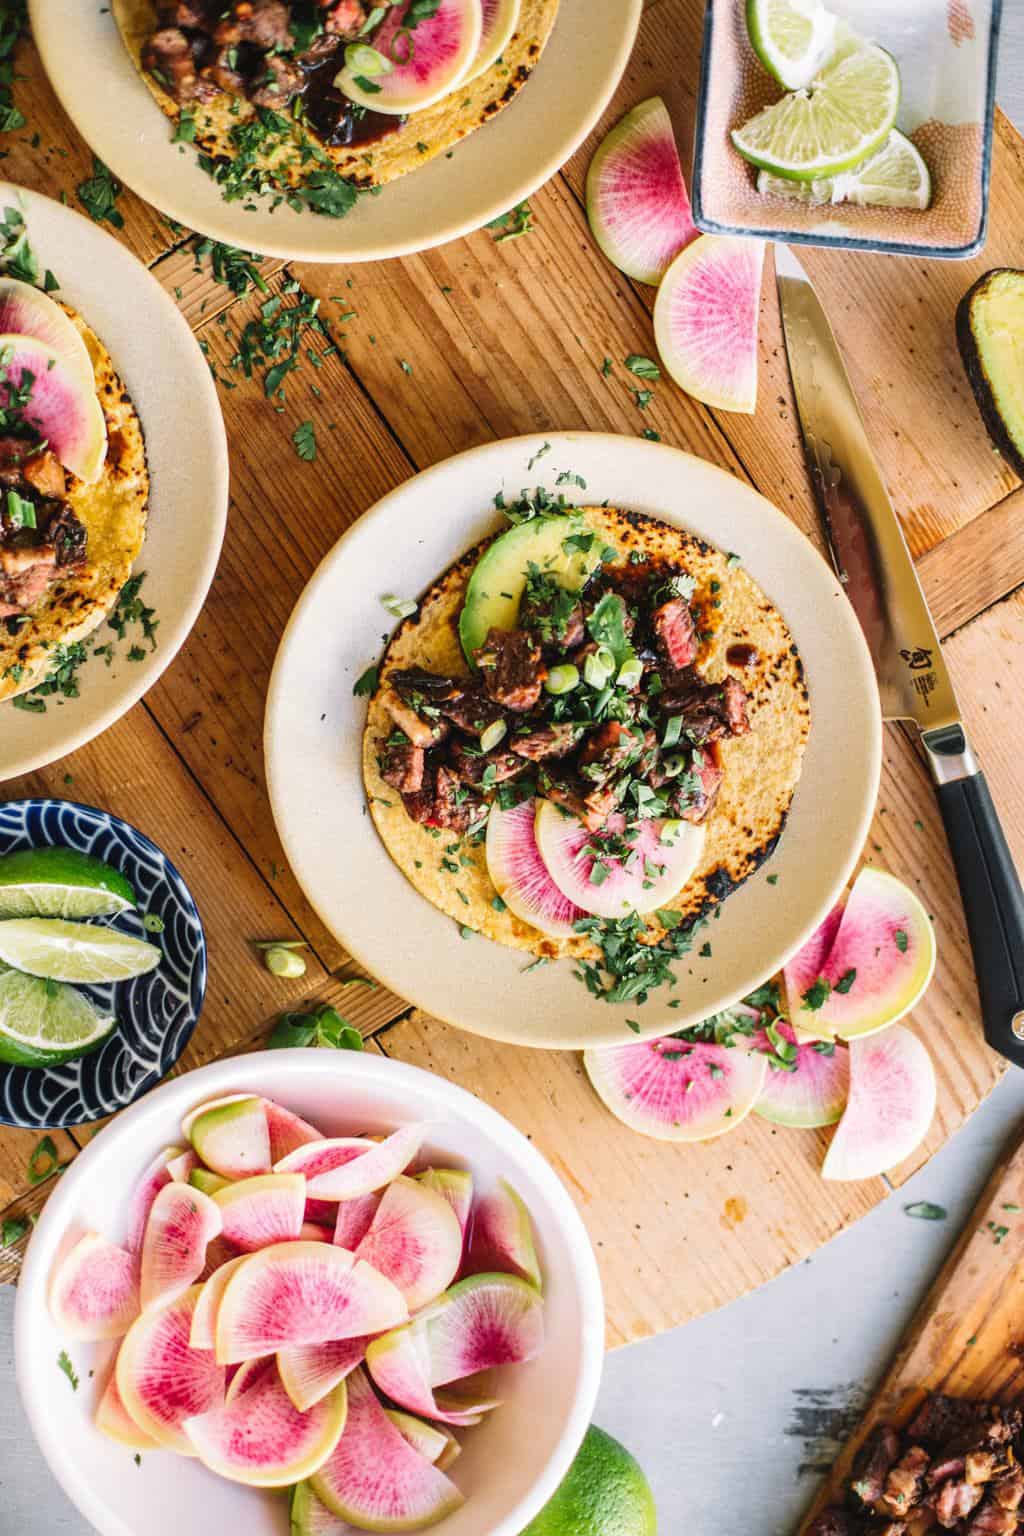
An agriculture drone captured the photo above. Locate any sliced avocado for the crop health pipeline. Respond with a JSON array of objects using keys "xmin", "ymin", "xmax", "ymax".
[
  {"xmin": 458, "ymin": 513, "xmax": 608, "ymax": 664},
  {"xmin": 957, "ymin": 268, "xmax": 1024, "ymax": 478}
]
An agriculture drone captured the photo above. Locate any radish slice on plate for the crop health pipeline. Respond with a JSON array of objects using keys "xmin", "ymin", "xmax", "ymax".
[
  {"xmin": 653, "ymin": 236, "xmax": 766, "ymax": 413},
  {"xmin": 485, "ymin": 798, "xmax": 584, "ymax": 938},
  {"xmin": 336, "ymin": 0, "xmax": 483, "ymax": 115},
  {"xmin": 822, "ymin": 1025, "xmax": 936, "ymax": 1181},
  {"xmin": 534, "ymin": 803, "xmax": 704, "ymax": 920},
  {"xmin": 0, "ymin": 333, "xmax": 107, "ymax": 482},
  {"xmin": 465, "ymin": 0, "xmax": 520, "ymax": 82},
  {"xmin": 584, "ymin": 1037, "xmax": 767, "ymax": 1141},
  {"xmin": 753, "ymin": 1023, "xmax": 850, "ymax": 1129},
  {"xmin": 586, "ymin": 96, "xmax": 698, "ymax": 285}
]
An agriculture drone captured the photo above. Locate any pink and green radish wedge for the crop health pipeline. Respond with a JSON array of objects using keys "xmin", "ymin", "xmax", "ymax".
[
  {"xmin": 96, "ymin": 1368, "xmax": 158, "ymax": 1451},
  {"xmin": 784, "ymin": 900, "xmax": 846, "ymax": 1042},
  {"xmin": 337, "ymin": 0, "xmax": 483, "ymax": 114},
  {"xmin": 586, "ymin": 97, "xmax": 698, "ymax": 285},
  {"xmin": 465, "ymin": 0, "xmax": 520, "ymax": 82},
  {"xmin": 465, "ymin": 1180, "xmax": 541, "ymax": 1288},
  {"xmin": 823, "ymin": 1024, "xmax": 936, "ymax": 1181},
  {"xmin": 140, "ymin": 1182, "xmax": 222, "ymax": 1312},
  {"xmin": 185, "ymin": 1360, "xmax": 348, "ymax": 1487},
  {"xmin": 124, "ymin": 1145, "xmax": 186, "ymax": 1253},
  {"xmin": 653, "ymin": 236, "xmax": 766, "ymax": 413},
  {"xmin": 212, "ymin": 1173, "xmax": 306, "ymax": 1252},
  {"xmin": 485, "ymin": 799, "xmax": 584, "ymax": 938},
  {"xmin": 264, "ymin": 1099, "xmax": 324, "ymax": 1162},
  {"xmin": 386, "ymin": 1409, "xmax": 461, "ymax": 1469},
  {"xmin": 0, "ymin": 277, "xmax": 98, "ymax": 398},
  {"xmin": 0, "ymin": 334, "xmax": 106, "ymax": 483},
  {"xmin": 584, "ymin": 1036, "xmax": 768, "ymax": 1141},
  {"xmin": 116, "ymin": 1285, "xmax": 225, "ymax": 1453},
  {"xmin": 278, "ymin": 1335, "xmax": 369, "ymax": 1413},
  {"xmin": 311, "ymin": 1366, "xmax": 465, "ymax": 1531},
  {"xmin": 534, "ymin": 804, "xmax": 705, "ymax": 920},
  {"xmin": 333, "ymin": 1192, "xmax": 381, "ymax": 1251},
  {"xmin": 279, "ymin": 1125, "xmax": 425, "ymax": 1199},
  {"xmin": 186, "ymin": 1094, "xmax": 272, "ymax": 1178},
  {"xmin": 754, "ymin": 1023, "xmax": 850, "ymax": 1129},
  {"xmin": 49, "ymin": 1232, "xmax": 139, "ymax": 1341},
  {"xmin": 189, "ymin": 1253, "xmax": 248, "ymax": 1350},
  {"xmin": 354, "ymin": 1175, "xmax": 464, "ymax": 1311},
  {"xmin": 417, "ymin": 1168, "xmax": 473, "ymax": 1236},
  {"xmin": 291, "ymin": 1480, "xmax": 354, "ymax": 1536}
]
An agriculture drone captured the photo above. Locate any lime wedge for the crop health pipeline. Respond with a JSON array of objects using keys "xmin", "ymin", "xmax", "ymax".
[
  {"xmin": 746, "ymin": 0, "xmax": 837, "ymax": 91},
  {"xmin": 0, "ymin": 919, "xmax": 161, "ymax": 984},
  {"xmin": 0, "ymin": 969, "xmax": 116, "ymax": 1066},
  {"xmin": 732, "ymin": 42, "xmax": 901, "ymax": 180},
  {"xmin": 0, "ymin": 847, "xmax": 136, "ymax": 920},
  {"xmin": 757, "ymin": 128, "xmax": 931, "ymax": 209}
]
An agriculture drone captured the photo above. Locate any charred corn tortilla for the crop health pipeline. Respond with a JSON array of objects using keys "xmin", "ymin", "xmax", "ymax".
[
  {"xmin": 0, "ymin": 309, "xmax": 148, "ymax": 704},
  {"xmin": 113, "ymin": 0, "xmax": 559, "ymax": 192},
  {"xmin": 363, "ymin": 507, "xmax": 810, "ymax": 960}
]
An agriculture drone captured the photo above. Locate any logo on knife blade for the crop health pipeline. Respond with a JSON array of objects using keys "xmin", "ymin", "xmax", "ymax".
[{"xmin": 899, "ymin": 646, "xmax": 934, "ymax": 672}]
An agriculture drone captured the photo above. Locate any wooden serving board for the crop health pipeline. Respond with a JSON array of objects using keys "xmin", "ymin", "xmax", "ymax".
[
  {"xmin": 0, "ymin": 0, "xmax": 1022, "ymax": 1354},
  {"xmin": 799, "ymin": 1124, "xmax": 1024, "ymax": 1531}
]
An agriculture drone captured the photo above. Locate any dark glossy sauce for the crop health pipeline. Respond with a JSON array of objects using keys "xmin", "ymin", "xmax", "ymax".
[
  {"xmin": 726, "ymin": 642, "xmax": 759, "ymax": 668},
  {"xmin": 300, "ymin": 50, "xmax": 406, "ymax": 148}
]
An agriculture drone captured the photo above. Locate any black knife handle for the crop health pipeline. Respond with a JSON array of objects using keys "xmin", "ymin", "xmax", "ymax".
[{"xmin": 936, "ymin": 770, "xmax": 1024, "ymax": 1067}]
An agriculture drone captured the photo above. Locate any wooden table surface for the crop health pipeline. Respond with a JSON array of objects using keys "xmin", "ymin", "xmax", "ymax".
[{"xmin": 1, "ymin": 0, "xmax": 1023, "ymax": 1350}]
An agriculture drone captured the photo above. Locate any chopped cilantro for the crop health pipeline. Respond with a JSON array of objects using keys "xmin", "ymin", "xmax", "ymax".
[
  {"xmin": 894, "ymin": 928, "xmax": 908, "ymax": 953},
  {"xmin": 834, "ymin": 968, "xmax": 856, "ymax": 994},
  {"xmin": 76, "ymin": 158, "xmax": 124, "ymax": 228},
  {"xmin": 292, "ymin": 419, "xmax": 317, "ymax": 461},
  {"xmin": 57, "ymin": 1351, "xmax": 79, "ymax": 1391},
  {"xmin": 801, "ymin": 977, "xmax": 831, "ymax": 1011},
  {"xmin": 625, "ymin": 355, "xmax": 660, "ymax": 381},
  {"xmin": 1, "ymin": 1216, "xmax": 27, "ymax": 1247},
  {"xmin": 486, "ymin": 201, "xmax": 534, "ymax": 242},
  {"xmin": 904, "ymin": 1201, "xmax": 946, "ymax": 1221},
  {"xmin": 353, "ymin": 663, "xmax": 380, "ymax": 697},
  {"xmin": 267, "ymin": 1004, "xmax": 363, "ymax": 1052}
]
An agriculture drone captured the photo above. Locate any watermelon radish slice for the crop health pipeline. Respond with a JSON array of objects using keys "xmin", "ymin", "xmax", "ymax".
[
  {"xmin": 290, "ymin": 1481, "xmax": 353, "ymax": 1536},
  {"xmin": 140, "ymin": 1183, "xmax": 222, "ymax": 1313},
  {"xmin": 485, "ymin": 799, "xmax": 584, "ymax": 938},
  {"xmin": 753, "ymin": 1023, "xmax": 850, "ymax": 1129},
  {"xmin": 223, "ymin": 1353, "xmax": 275, "ymax": 1405},
  {"xmin": 583, "ymin": 1037, "xmax": 768, "ymax": 1141},
  {"xmin": 426, "ymin": 1272, "xmax": 545, "ymax": 1385},
  {"xmin": 301, "ymin": 1221, "xmax": 336, "ymax": 1243},
  {"xmin": 165, "ymin": 1149, "xmax": 197, "ymax": 1184},
  {"xmin": 180, "ymin": 1092, "xmax": 252, "ymax": 1139},
  {"xmin": 333, "ymin": 1192, "xmax": 381, "ymax": 1251},
  {"xmin": 49, "ymin": 1232, "xmax": 139, "ymax": 1341},
  {"xmin": 336, "ymin": 0, "xmax": 483, "ymax": 116},
  {"xmin": 125, "ymin": 1144, "xmax": 194, "ymax": 1255},
  {"xmin": 355, "ymin": 1175, "xmax": 463, "ymax": 1312},
  {"xmin": 464, "ymin": 0, "xmax": 519, "ymax": 82},
  {"xmin": 794, "ymin": 868, "xmax": 937, "ymax": 1042},
  {"xmin": 366, "ymin": 1318, "xmax": 501, "ymax": 1427},
  {"xmin": 0, "ymin": 334, "xmax": 106, "ymax": 482},
  {"xmin": 190, "ymin": 1167, "xmax": 230, "ymax": 1197},
  {"xmin": 783, "ymin": 899, "xmax": 846, "ymax": 1043},
  {"xmin": 311, "ymin": 1366, "xmax": 465, "ymax": 1530},
  {"xmin": 465, "ymin": 1181, "xmax": 541, "ymax": 1288},
  {"xmin": 417, "ymin": 1168, "xmax": 473, "ymax": 1237},
  {"xmin": 95, "ymin": 1364, "xmax": 158, "ymax": 1451},
  {"xmin": 188, "ymin": 1095, "xmax": 272, "ymax": 1178},
  {"xmin": 586, "ymin": 97, "xmax": 698, "ymax": 286},
  {"xmin": 385, "ymin": 1409, "xmax": 458, "ymax": 1468},
  {"xmin": 304, "ymin": 1125, "xmax": 427, "ymax": 1201},
  {"xmin": 534, "ymin": 803, "xmax": 705, "ymax": 920},
  {"xmin": 278, "ymin": 1335, "xmax": 369, "ymax": 1413},
  {"xmin": 213, "ymin": 1173, "xmax": 306, "ymax": 1253},
  {"xmin": 275, "ymin": 1136, "xmax": 376, "ymax": 1183},
  {"xmin": 116, "ymin": 1285, "xmax": 225, "ymax": 1454},
  {"xmin": 653, "ymin": 236, "xmax": 766, "ymax": 413},
  {"xmin": 190, "ymin": 1253, "xmax": 249, "ymax": 1351},
  {"xmin": 264, "ymin": 1099, "xmax": 324, "ymax": 1163},
  {"xmin": 823, "ymin": 1025, "xmax": 936, "ymax": 1182},
  {"xmin": 0, "ymin": 277, "xmax": 98, "ymax": 398},
  {"xmin": 185, "ymin": 1361, "xmax": 348, "ymax": 1487},
  {"xmin": 215, "ymin": 1240, "xmax": 408, "ymax": 1364}
]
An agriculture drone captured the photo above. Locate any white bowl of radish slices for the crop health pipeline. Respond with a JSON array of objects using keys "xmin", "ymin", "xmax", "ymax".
[{"xmin": 14, "ymin": 1049, "xmax": 605, "ymax": 1536}]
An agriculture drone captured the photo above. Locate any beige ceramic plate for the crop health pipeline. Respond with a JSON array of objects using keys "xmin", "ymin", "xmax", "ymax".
[
  {"xmin": 28, "ymin": 0, "xmax": 641, "ymax": 262},
  {"xmin": 0, "ymin": 183, "xmax": 228, "ymax": 781},
  {"xmin": 265, "ymin": 433, "xmax": 882, "ymax": 1050}
]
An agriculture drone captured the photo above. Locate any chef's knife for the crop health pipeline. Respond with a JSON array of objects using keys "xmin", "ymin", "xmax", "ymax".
[{"xmin": 775, "ymin": 242, "xmax": 1024, "ymax": 1067}]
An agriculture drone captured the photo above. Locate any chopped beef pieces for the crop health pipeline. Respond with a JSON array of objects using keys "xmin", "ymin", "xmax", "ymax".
[
  {"xmin": 432, "ymin": 764, "xmax": 484, "ymax": 832},
  {"xmin": 156, "ymin": 0, "xmax": 213, "ymax": 26},
  {"xmin": 853, "ymin": 1427, "xmax": 904, "ymax": 1508},
  {"xmin": 474, "ymin": 627, "xmax": 546, "ymax": 712},
  {"xmin": 537, "ymin": 770, "xmax": 615, "ymax": 833},
  {"xmin": 0, "ymin": 544, "xmax": 56, "ymax": 616},
  {"xmin": 202, "ymin": 43, "xmax": 247, "ymax": 93},
  {"xmin": 142, "ymin": 27, "xmax": 219, "ymax": 102},
  {"xmin": 996, "ymin": 1471, "xmax": 1024, "ymax": 1512},
  {"xmin": 808, "ymin": 1511, "xmax": 866, "ymax": 1536},
  {"xmin": 0, "ymin": 492, "xmax": 87, "ymax": 618},
  {"xmin": 577, "ymin": 720, "xmax": 645, "ymax": 788},
  {"xmin": 436, "ymin": 683, "xmax": 505, "ymax": 737},
  {"xmin": 389, "ymin": 667, "xmax": 461, "ymax": 705},
  {"xmin": 932, "ymin": 1477, "xmax": 985, "ymax": 1528},
  {"xmin": 0, "ymin": 440, "xmax": 66, "ymax": 499},
  {"xmin": 969, "ymin": 1455, "xmax": 1001, "ymax": 1486},
  {"xmin": 660, "ymin": 673, "xmax": 750, "ymax": 742},
  {"xmin": 319, "ymin": 0, "xmax": 369, "ymax": 30},
  {"xmin": 249, "ymin": 49, "xmax": 303, "ymax": 105},
  {"xmin": 880, "ymin": 1447, "xmax": 931, "ymax": 1518},
  {"xmin": 966, "ymin": 1502, "xmax": 1019, "ymax": 1535},
  {"xmin": 447, "ymin": 739, "xmax": 528, "ymax": 787},
  {"xmin": 652, "ymin": 595, "xmax": 697, "ymax": 673},
  {"xmin": 509, "ymin": 722, "xmax": 585, "ymax": 761},
  {"xmin": 213, "ymin": 0, "xmax": 294, "ymax": 50},
  {"xmin": 668, "ymin": 746, "xmax": 723, "ymax": 826},
  {"xmin": 519, "ymin": 575, "xmax": 586, "ymax": 651},
  {"xmin": 380, "ymin": 686, "xmax": 446, "ymax": 748},
  {"xmin": 378, "ymin": 737, "xmax": 424, "ymax": 795}
]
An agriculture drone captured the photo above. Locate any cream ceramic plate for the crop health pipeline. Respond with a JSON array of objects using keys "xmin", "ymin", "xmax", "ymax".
[
  {"xmin": 28, "ymin": 0, "xmax": 641, "ymax": 262},
  {"xmin": 0, "ymin": 183, "xmax": 228, "ymax": 781},
  {"xmin": 265, "ymin": 433, "xmax": 882, "ymax": 1050}
]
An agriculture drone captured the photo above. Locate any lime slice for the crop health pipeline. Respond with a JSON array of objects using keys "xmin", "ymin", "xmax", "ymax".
[
  {"xmin": 0, "ymin": 847, "xmax": 136, "ymax": 920},
  {"xmin": 757, "ymin": 129, "xmax": 931, "ymax": 209},
  {"xmin": 0, "ymin": 919, "xmax": 161, "ymax": 984},
  {"xmin": 746, "ymin": 0, "xmax": 837, "ymax": 91},
  {"xmin": 0, "ymin": 969, "xmax": 116, "ymax": 1066},
  {"xmin": 732, "ymin": 42, "xmax": 901, "ymax": 180}
]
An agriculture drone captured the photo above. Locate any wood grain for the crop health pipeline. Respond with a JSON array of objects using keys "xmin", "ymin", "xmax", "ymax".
[{"xmin": 798, "ymin": 1122, "xmax": 1024, "ymax": 1532}]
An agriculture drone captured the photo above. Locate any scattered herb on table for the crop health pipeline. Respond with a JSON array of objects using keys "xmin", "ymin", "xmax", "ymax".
[
  {"xmin": 254, "ymin": 938, "xmax": 309, "ymax": 979},
  {"xmin": 76, "ymin": 158, "xmax": 124, "ymax": 229},
  {"xmin": 266, "ymin": 1004, "xmax": 363, "ymax": 1052},
  {"xmin": 988, "ymin": 1221, "xmax": 1011, "ymax": 1245},
  {"xmin": 632, "ymin": 388, "xmax": 653, "ymax": 411},
  {"xmin": 193, "ymin": 238, "xmax": 268, "ymax": 298},
  {"xmin": 904, "ymin": 1201, "xmax": 947, "ymax": 1221},
  {"xmin": 1, "ymin": 1216, "xmax": 27, "ymax": 1247},
  {"xmin": 28, "ymin": 1134, "xmax": 61, "ymax": 1185},
  {"xmin": 625, "ymin": 355, "xmax": 660, "ymax": 381},
  {"xmin": 292, "ymin": 419, "xmax": 317, "ymax": 461},
  {"xmin": 486, "ymin": 201, "xmax": 534, "ymax": 243},
  {"xmin": 0, "ymin": 1, "xmax": 26, "ymax": 135}
]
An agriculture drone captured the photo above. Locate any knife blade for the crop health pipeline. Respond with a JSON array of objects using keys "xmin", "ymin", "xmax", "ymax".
[{"xmin": 775, "ymin": 242, "xmax": 1024, "ymax": 1067}]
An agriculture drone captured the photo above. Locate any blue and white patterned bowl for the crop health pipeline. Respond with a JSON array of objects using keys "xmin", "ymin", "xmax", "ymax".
[{"xmin": 0, "ymin": 800, "xmax": 206, "ymax": 1128}]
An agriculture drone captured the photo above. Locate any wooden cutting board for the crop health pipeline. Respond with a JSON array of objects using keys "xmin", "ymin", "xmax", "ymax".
[{"xmin": 799, "ymin": 1125, "xmax": 1024, "ymax": 1530}]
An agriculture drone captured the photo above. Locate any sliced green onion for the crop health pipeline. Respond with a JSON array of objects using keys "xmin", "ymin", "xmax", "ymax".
[
  {"xmin": 359, "ymin": 5, "xmax": 387, "ymax": 33},
  {"xmin": 344, "ymin": 42, "xmax": 393, "ymax": 75},
  {"xmin": 583, "ymin": 646, "xmax": 615, "ymax": 689},
  {"xmin": 382, "ymin": 593, "xmax": 418, "ymax": 619},
  {"xmin": 5, "ymin": 488, "xmax": 35, "ymax": 529},
  {"xmin": 264, "ymin": 945, "xmax": 308, "ymax": 979},
  {"xmin": 662, "ymin": 714, "xmax": 683, "ymax": 750},
  {"xmin": 545, "ymin": 663, "xmax": 580, "ymax": 695},
  {"xmin": 480, "ymin": 718, "xmax": 507, "ymax": 752},
  {"xmin": 659, "ymin": 819, "xmax": 685, "ymax": 845},
  {"xmin": 661, "ymin": 752, "xmax": 687, "ymax": 779},
  {"xmin": 617, "ymin": 656, "xmax": 643, "ymax": 690}
]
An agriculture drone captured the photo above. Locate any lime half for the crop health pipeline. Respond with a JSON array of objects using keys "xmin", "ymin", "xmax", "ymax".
[
  {"xmin": 746, "ymin": 0, "xmax": 837, "ymax": 91},
  {"xmin": 0, "ymin": 969, "xmax": 116, "ymax": 1066},
  {"xmin": 0, "ymin": 847, "xmax": 136, "ymax": 920},
  {"xmin": 732, "ymin": 42, "xmax": 901, "ymax": 180},
  {"xmin": 0, "ymin": 919, "xmax": 161, "ymax": 984},
  {"xmin": 521, "ymin": 1426, "xmax": 656, "ymax": 1536},
  {"xmin": 757, "ymin": 129, "xmax": 931, "ymax": 208}
]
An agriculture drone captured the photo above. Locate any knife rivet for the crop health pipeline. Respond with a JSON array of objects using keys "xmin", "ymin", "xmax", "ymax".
[{"xmin": 1012, "ymin": 1012, "xmax": 1024, "ymax": 1042}]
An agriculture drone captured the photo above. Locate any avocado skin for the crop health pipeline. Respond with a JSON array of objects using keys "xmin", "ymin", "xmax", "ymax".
[{"xmin": 957, "ymin": 267, "xmax": 1024, "ymax": 480}]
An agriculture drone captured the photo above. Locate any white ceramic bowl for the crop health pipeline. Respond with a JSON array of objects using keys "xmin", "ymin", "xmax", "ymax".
[{"xmin": 14, "ymin": 1049, "xmax": 605, "ymax": 1536}]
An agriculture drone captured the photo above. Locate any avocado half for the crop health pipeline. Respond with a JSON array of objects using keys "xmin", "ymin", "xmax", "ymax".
[{"xmin": 957, "ymin": 268, "xmax": 1024, "ymax": 479}]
